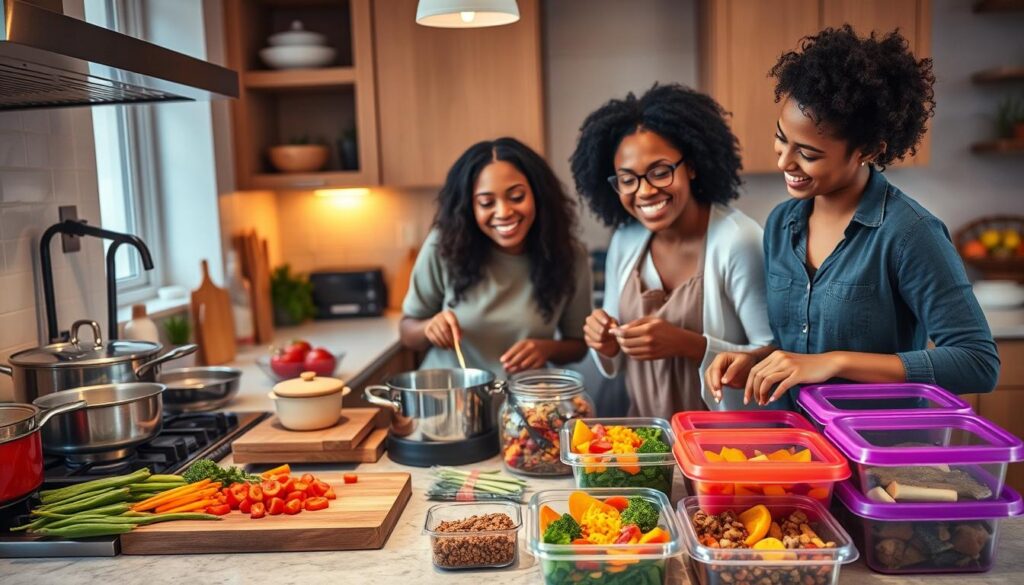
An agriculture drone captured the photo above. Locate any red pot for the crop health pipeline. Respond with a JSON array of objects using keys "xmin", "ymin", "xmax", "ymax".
[{"xmin": 0, "ymin": 400, "xmax": 85, "ymax": 507}]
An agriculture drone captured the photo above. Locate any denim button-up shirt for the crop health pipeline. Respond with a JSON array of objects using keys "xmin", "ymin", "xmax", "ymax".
[{"xmin": 763, "ymin": 169, "xmax": 1000, "ymax": 397}]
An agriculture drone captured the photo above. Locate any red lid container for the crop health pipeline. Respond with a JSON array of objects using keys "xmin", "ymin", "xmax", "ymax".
[{"xmin": 671, "ymin": 410, "xmax": 815, "ymax": 435}]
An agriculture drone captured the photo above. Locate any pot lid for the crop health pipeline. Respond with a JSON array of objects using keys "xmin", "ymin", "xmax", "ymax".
[
  {"xmin": 0, "ymin": 404, "xmax": 35, "ymax": 429},
  {"xmin": 268, "ymin": 20, "xmax": 327, "ymax": 46},
  {"xmin": 273, "ymin": 371, "xmax": 345, "ymax": 398},
  {"xmin": 9, "ymin": 339, "xmax": 161, "ymax": 367}
]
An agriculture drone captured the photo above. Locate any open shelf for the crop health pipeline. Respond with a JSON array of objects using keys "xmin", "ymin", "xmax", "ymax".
[
  {"xmin": 972, "ymin": 67, "xmax": 1024, "ymax": 84},
  {"xmin": 973, "ymin": 0, "xmax": 1024, "ymax": 12},
  {"xmin": 249, "ymin": 171, "xmax": 365, "ymax": 190},
  {"xmin": 971, "ymin": 138, "xmax": 1024, "ymax": 154},
  {"xmin": 244, "ymin": 67, "xmax": 356, "ymax": 90}
]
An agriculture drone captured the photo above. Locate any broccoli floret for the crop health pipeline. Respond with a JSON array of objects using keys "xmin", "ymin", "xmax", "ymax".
[
  {"xmin": 620, "ymin": 497, "xmax": 660, "ymax": 533},
  {"xmin": 182, "ymin": 458, "xmax": 257, "ymax": 485},
  {"xmin": 637, "ymin": 438, "xmax": 670, "ymax": 454},
  {"xmin": 634, "ymin": 427, "xmax": 662, "ymax": 443},
  {"xmin": 542, "ymin": 513, "xmax": 582, "ymax": 544}
]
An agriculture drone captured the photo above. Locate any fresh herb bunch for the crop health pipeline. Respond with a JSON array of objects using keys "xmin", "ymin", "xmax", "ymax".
[
  {"xmin": 181, "ymin": 459, "xmax": 258, "ymax": 485},
  {"xmin": 619, "ymin": 497, "xmax": 660, "ymax": 533},
  {"xmin": 270, "ymin": 264, "xmax": 316, "ymax": 325},
  {"xmin": 163, "ymin": 314, "xmax": 191, "ymax": 345},
  {"xmin": 541, "ymin": 513, "xmax": 582, "ymax": 545}
]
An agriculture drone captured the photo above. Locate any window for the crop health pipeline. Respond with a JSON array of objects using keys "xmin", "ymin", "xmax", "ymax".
[{"xmin": 87, "ymin": 0, "xmax": 163, "ymax": 304}]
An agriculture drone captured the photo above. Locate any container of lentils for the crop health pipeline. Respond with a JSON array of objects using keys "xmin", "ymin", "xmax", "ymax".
[
  {"xmin": 424, "ymin": 502, "xmax": 521, "ymax": 570},
  {"xmin": 499, "ymin": 369, "xmax": 594, "ymax": 476}
]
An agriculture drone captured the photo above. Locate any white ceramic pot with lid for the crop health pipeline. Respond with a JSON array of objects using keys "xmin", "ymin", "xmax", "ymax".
[{"xmin": 269, "ymin": 371, "xmax": 350, "ymax": 431}]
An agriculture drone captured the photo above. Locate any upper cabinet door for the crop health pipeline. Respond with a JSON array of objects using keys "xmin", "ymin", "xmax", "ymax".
[
  {"xmin": 700, "ymin": 0, "xmax": 821, "ymax": 174},
  {"xmin": 373, "ymin": 0, "xmax": 545, "ymax": 187},
  {"xmin": 700, "ymin": 0, "xmax": 931, "ymax": 173}
]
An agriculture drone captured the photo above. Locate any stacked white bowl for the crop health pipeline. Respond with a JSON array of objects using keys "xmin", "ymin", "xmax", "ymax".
[{"xmin": 259, "ymin": 20, "xmax": 336, "ymax": 70}]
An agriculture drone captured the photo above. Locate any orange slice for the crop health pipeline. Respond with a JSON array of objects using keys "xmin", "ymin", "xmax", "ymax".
[
  {"xmin": 539, "ymin": 504, "xmax": 560, "ymax": 533},
  {"xmin": 720, "ymin": 446, "xmax": 748, "ymax": 462},
  {"xmin": 767, "ymin": 449, "xmax": 793, "ymax": 462},
  {"xmin": 704, "ymin": 449, "xmax": 724, "ymax": 462},
  {"xmin": 791, "ymin": 449, "xmax": 812, "ymax": 462},
  {"xmin": 571, "ymin": 419, "xmax": 594, "ymax": 452},
  {"xmin": 738, "ymin": 504, "xmax": 772, "ymax": 546}
]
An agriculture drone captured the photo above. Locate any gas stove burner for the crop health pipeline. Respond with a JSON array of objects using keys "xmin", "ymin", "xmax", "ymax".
[{"xmin": 63, "ymin": 448, "xmax": 137, "ymax": 466}]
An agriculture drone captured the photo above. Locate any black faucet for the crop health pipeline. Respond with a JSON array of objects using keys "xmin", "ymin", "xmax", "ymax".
[{"xmin": 40, "ymin": 220, "xmax": 154, "ymax": 343}]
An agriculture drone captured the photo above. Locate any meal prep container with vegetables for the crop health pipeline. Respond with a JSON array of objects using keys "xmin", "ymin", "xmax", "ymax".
[
  {"xmin": 671, "ymin": 410, "xmax": 815, "ymax": 434},
  {"xmin": 424, "ymin": 501, "xmax": 521, "ymax": 570},
  {"xmin": 528, "ymin": 487, "xmax": 683, "ymax": 585},
  {"xmin": 797, "ymin": 383, "xmax": 973, "ymax": 431},
  {"xmin": 823, "ymin": 412, "xmax": 1023, "ymax": 503},
  {"xmin": 560, "ymin": 417, "xmax": 676, "ymax": 496},
  {"xmin": 674, "ymin": 429, "xmax": 850, "ymax": 504},
  {"xmin": 678, "ymin": 494, "xmax": 858, "ymax": 585},
  {"xmin": 834, "ymin": 479, "xmax": 1022, "ymax": 574}
]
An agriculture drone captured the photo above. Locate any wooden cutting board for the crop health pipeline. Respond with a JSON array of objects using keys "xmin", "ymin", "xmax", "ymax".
[
  {"xmin": 233, "ymin": 231, "xmax": 274, "ymax": 344},
  {"xmin": 191, "ymin": 259, "xmax": 236, "ymax": 365},
  {"xmin": 120, "ymin": 471, "xmax": 411, "ymax": 554},
  {"xmin": 231, "ymin": 429, "xmax": 388, "ymax": 464},
  {"xmin": 233, "ymin": 408, "xmax": 379, "ymax": 453}
]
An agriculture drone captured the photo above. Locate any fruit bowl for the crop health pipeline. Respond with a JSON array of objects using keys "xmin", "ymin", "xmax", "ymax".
[
  {"xmin": 955, "ymin": 215, "xmax": 1024, "ymax": 282},
  {"xmin": 255, "ymin": 351, "xmax": 346, "ymax": 382}
]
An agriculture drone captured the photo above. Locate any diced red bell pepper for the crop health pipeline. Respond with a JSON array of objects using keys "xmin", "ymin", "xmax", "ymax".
[
  {"xmin": 250, "ymin": 502, "xmax": 266, "ymax": 519},
  {"xmin": 248, "ymin": 484, "xmax": 264, "ymax": 502},
  {"xmin": 283, "ymin": 498, "xmax": 302, "ymax": 515},
  {"xmin": 343, "ymin": 473, "xmax": 358, "ymax": 484},
  {"xmin": 603, "ymin": 496, "xmax": 630, "ymax": 512},
  {"xmin": 205, "ymin": 503, "xmax": 231, "ymax": 516},
  {"xmin": 588, "ymin": 440, "xmax": 613, "ymax": 454},
  {"xmin": 261, "ymin": 479, "xmax": 282, "ymax": 498},
  {"xmin": 324, "ymin": 487, "xmax": 337, "ymax": 500},
  {"xmin": 286, "ymin": 490, "xmax": 307, "ymax": 502},
  {"xmin": 239, "ymin": 499, "xmax": 253, "ymax": 514},
  {"xmin": 615, "ymin": 524, "xmax": 642, "ymax": 544},
  {"xmin": 267, "ymin": 497, "xmax": 285, "ymax": 516},
  {"xmin": 304, "ymin": 496, "xmax": 329, "ymax": 511}
]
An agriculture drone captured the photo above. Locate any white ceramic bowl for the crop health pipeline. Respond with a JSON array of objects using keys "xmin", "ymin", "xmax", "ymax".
[
  {"xmin": 268, "ymin": 386, "xmax": 350, "ymax": 431},
  {"xmin": 259, "ymin": 45, "xmax": 335, "ymax": 69},
  {"xmin": 269, "ymin": 29, "xmax": 326, "ymax": 47},
  {"xmin": 974, "ymin": 280, "xmax": 1024, "ymax": 309}
]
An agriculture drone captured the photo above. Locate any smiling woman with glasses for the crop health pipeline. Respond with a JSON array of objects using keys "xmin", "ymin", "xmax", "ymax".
[{"xmin": 570, "ymin": 83, "xmax": 775, "ymax": 418}]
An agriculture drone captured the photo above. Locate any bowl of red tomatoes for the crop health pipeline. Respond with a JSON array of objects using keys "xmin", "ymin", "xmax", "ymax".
[{"xmin": 255, "ymin": 339, "xmax": 345, "ymax": 382}]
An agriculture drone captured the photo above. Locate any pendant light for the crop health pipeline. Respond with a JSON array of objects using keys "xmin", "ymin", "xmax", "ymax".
[{"xmin": 415, "ymin": 0, "xmax": 520, "ymax": 28}]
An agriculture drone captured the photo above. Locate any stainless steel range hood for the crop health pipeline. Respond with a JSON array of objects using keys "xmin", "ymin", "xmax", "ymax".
[{"xmin": 0, "ymin": 0, "xmax": 238, "ymax": 110}]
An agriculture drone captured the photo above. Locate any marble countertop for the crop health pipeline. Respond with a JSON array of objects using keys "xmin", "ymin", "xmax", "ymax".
[{"xmin": 983, "ymin": 306, "xmax": 1024, "ymax": 340}]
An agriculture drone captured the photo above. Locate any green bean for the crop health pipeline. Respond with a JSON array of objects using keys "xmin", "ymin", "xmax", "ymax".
[
  {"xmin": 141, "ymin": 475, "xmax": 184, "ymax": 484},
  {"xmin": 35, "ymin": 503, "xmax": 131, "ymax": 519},
  {"xmin": 10, "ymin": 517, "xmax": 51, "ymax": 532},
  {"xmin": 37, "ymin": 487, "xmax": 117, "ymax": 511},
  {"xmin": 33, "ymin": 523, "xmax": 135, "ymax": 538},
  {"xmin": 35, "ymin": 512, "xmax": 221, "ymax": 532},
  {"xmin": 39, "ymin": 469, "xmax": 150, "ymax": 504},
  {"xmin": 35, "ymin": 488, "xmax": 130, "ymax": 515}
]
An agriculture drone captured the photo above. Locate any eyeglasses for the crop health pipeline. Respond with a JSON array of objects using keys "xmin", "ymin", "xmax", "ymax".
[{"xmin": 606, "ymin": 157, "xmax": 686, "ymax": 195}]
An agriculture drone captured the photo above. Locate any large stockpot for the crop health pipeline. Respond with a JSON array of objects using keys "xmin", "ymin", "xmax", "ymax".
[
  {"xmin": 0, "ymin": 400, "xmax": 86, "ymax": 507},
  {"xmin": 364, "ymin": 368, "xmax": 504, "ymax": 442},
  {"xmin": 32, "ymin": 382, "xmax": 165, "ymax": 463},
  {"xmin": 0, "ymin": 320, "xmax": 197, "ymax": 404}
]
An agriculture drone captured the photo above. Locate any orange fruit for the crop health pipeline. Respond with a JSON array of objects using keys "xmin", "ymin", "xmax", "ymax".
[
  {"xmin": 766, "ymin": 449, "xmax": 793, "ymax": 462},
  {"xmin": 738, "ymin": 504, "xmax": 772, "ymax": 546},
  {"xmin": 539, "ymin": 504, "xmax": 560, "ymax": 532},
  {"xmin": 790, "ymin": 449, "xmax": 812, "ymax": 463},
  {"xmin": 571, "ymin": 419, "xmax": 594, "ymax": 452},
  {"xmin": 720, "ymin": 446, "xmax": 748, "ymax": 462},
  {"xmin": 962, "ymin": 240, "xmax": 988, "ymax": 259},
  {"xmin": 753, "ymin": 537, "xmax": 788, "ymax": 561},
  {"xmin": 704, "ymin": 449, "xmax": 724, "ymax": 462}
]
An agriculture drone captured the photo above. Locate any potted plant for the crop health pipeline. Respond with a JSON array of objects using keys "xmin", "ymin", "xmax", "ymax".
[
  {"xmin": 270, "ymin": 264, "xmax": 316, "ymax": 326},
  {"xmin": 995, "ymin": 94, "xmax": 1024, "ymax": 140},
  {"xmin": 163, "ymin": 313, "xmax": 196, "ymax": 368}
]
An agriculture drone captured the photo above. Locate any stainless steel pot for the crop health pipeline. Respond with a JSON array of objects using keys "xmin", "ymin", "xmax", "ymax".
[
  {"xmin": 0, "ymin": 320, "xmax": 197, "ymax": 404},
  {"xmin": 364, "ymin": 368, "xmax": 504, "ymax": 442},
  {"xmin": 158, "ymin": 366, "xmax": 241, "ymax": 413},
  {"xmin": 31, "ymin": 382, "xmax": 165, "ymax": 463}
]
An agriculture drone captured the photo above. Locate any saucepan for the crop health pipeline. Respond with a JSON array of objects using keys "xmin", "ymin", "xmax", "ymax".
[
  {"xmin": 0, "ymin": 400, "xmax": 87, "ymax": 508},
  {"xmin": 364, "ymin": 368, "xmax": 504, "ymax": 442},
  {"xmin": 158, "ymin": 367, "xmax": 242, "ymax": 413}
]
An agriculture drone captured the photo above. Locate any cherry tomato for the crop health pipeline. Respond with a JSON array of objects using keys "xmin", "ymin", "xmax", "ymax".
[
  {"xmin": 324, "ymin": 487, "xmax": 337, "ymax": 500},
  {"xmin": 279, "ymin": 476, "xmax": 296, "ymax": 493},
  {"xmin": 309, "ymin": 480, "xmax": 330, "ymax": 497},
  {"xmin": 283, "ymin": 498, "xmax": 302, "ymax": 515},
  {"xmin": 239, "ymin": 499, "xmax": 253, "ymax": 514},
  {"xmin": 286, "ymin": 490, "xmax": 307, "ymax": 502},
  {"xmin": 261, "ymin": 479, "xmax": 282, "ymax": 498},
  {"xmin": 205, "ymin": 503, "xmax": 231, "ymax": 516},
  {"xmin": 248, "ymin": 484, "xmax": 264, "ymax": 502},
  {"xmin": 304, "ymin": 497, "xmax": 329, "ymax": 512},
  {"xmin": 343, "ymin": 473, "xmax": 358, "ymax": 484},
  {"xmin": 250, "ymin": 502, "xmax": 266, "ymax": 519},
  {"xmin": 299, "ymin": 473, "xmax": 316, "ymax": 484},
  {"xmin": 267, "ymin": 497, "xmax": 285, "ymax": 516},
  {"xmin": 293, "ymin": 481, "xmax": 309, "ymax": 493}
]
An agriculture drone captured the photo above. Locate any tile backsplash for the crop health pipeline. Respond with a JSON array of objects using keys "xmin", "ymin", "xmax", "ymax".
[{"xmin": 0, "ymin": 109, "xmax": 106, "ymax": 401}]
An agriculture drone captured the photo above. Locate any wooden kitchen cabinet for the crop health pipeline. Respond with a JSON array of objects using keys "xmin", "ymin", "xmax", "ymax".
[
  {"xmin": 699, "ymin": 0, "xmax": 931, "ymax": 173},
  {"xmin": 372, "ymin": 0, "xmax": 545, "ymax": 187},
  {"xmin": 975, "ymin": 340, "xmax": 1024, "ymax": 493}
]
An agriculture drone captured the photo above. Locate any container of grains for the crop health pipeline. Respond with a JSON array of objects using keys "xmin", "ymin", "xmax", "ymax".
[
  {"xmin": 424, "ymin": 502, "xmax": 521, "ymax": 570},
  {"xmin": 499, "ymin": 369, "xmax": 593, "ymax": 476}
]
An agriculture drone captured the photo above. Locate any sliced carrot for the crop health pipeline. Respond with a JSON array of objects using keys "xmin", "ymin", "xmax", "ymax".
[
  {"xmin": 160, "ymin": 498, "xmax": 217, "ymax": 514},
  {"xmin": 568, "ymin": 491, "xmax": 614, "ymax": 522},
  {"xmin": 539, "ymin": 505, "xmax": 560, "ymax": 532},
  {"xmin": 260, "ymin": 464, "xmax": 291, "ymax": 480},
  {"xmin": 131, "ymin": 479, "xmax": 214, "ymax": 511},
  {"xmin": 153, "ymin": 486, "xmax": 222, "ymax": 513}
]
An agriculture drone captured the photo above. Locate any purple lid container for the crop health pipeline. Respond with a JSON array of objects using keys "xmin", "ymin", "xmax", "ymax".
[
  {"xmin": 797, "ymin": 383, "xmax": 973, "ymax": 428},
  {"xmin": 824, "ymin": 412, "xmax": 1024, "ymax": 466},
  {"xmin": 835, "ymin": 479, "xmax": 1023, "ymax": 521}
]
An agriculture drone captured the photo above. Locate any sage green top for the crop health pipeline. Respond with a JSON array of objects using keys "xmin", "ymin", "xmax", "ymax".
[{"xmin": 402, "ymin": 230, "xmax": 593, "ymax": 378}]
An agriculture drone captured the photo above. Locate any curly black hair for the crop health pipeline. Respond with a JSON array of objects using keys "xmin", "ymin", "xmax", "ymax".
[
  {"xmin": 769, "ymin": 25, "xmax": 936, "ymax": 169},
  {"xmin": 434, "ymin": 137, "xmax": 580, "ymax": 322},
  {"xmin": 570, "ymin": 83, "xmax": 742, "ymax": 227}
]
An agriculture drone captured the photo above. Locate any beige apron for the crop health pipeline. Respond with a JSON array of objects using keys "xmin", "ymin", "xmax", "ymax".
[{"xmin": 619, "ymin": 239, "xmax": 706, "ymax": 418}]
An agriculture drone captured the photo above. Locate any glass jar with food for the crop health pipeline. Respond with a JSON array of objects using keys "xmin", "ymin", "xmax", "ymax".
[{"xmin": 499, "ymin": 369, "xmax": 594, "ymax": 476}]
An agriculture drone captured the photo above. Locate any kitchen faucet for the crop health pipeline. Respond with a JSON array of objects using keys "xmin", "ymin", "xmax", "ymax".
[{"xmin": 40, "ymin": 220, "xmax": 154, "ymax": 343}]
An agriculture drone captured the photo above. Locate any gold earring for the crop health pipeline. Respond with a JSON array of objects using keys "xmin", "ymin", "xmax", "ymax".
[{"xmin": 860, "ymin": 162, "xmax": 866, "ymax": 167}]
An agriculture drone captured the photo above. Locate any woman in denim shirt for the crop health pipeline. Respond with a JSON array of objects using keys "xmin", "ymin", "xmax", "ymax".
[{"xmin": 706, "ymin": 26, "xmax": 999, "ymax": 407}]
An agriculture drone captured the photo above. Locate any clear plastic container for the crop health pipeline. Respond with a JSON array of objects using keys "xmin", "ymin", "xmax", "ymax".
[
  {"xmin": 424, "ymin": 501, "xmax": 521, "ymax": 570},
  {"xmin": 834, "ymin": 479, "xmax": 1023, "ymax": 574},
  {"xmin": 824, "ymin": 412, "xmax": 1023, "ymax": 503},
  {"xmin": 797, "ymin": 383, "xmax": 973, "ymax": 431},
  {"xmin": 674, "ymin": 428, "xmax": 850, "ymax": 504},
  {"xmin": 499, "ymin": 369, "xmax": 594, "ymax": 476},
  {"xmin": 559, "ymin": 417, "xmax": 675, "ymax": 496},
  {"xmin": 527, "ymin": 487, "xmax": 682, "ymax": 585},
  {"xmin": 671, "ymin": 410, "xmax": 815, "ymax": 434},
  {"xmin": 678, "ymin": 494, "xmax": 858, "ymax": 585}
]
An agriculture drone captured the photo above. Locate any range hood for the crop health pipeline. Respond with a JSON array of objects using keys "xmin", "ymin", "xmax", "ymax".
[{"xmin": 0, "ymin": 0, "xmax": 238, "ymax": 110}]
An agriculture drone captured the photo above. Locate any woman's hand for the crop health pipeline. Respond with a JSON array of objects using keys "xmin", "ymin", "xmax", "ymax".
[
  {"xmin": 583, "ymin": 309, "xmax": 620, "ymax": 358},
  {"xmin": 424, "ymin": 310, "xmax": 461, "ymax": 350},
  {"xmin": 745, "ymin": 351, "xmax": 841, "ymax": 405},
  {"xmin": 612, "ymin": 316, "xmax": 689, "ymax": 361},
  {"xmin": 704, "ymin": 352, "xmax": 758, "ymax": 403},
  {"xmin": 501, "ymin": 339, "xmax": 553, "ymax": 374}
]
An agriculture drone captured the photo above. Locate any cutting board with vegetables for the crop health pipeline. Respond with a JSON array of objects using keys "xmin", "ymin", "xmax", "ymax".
[
  {"xmin": 231, "ymin": 408, "xmax": 388, "ymax": 464},
  {"xmin": 119, "ymin": 471, "xmax": 411, "ymax": 554}
]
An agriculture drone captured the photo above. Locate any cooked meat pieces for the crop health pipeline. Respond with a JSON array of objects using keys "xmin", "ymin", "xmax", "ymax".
[{"xmin": 867, "ymin": 466, "xmax": 993, "ymax": 500}]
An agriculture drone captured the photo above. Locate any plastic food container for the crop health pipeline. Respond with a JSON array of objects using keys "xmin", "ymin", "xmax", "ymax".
[
  {"xmin": 671, "ymin": 410, "xmax": 815, "ymax": 434},
  {"xmin": 528, "ymin": 487, "xmax": 682, "ymax": 585},
  {"xmin": 559, "ymin": 417, "xmax": 676, "ymax": 496},
  {"xmin": 678, "ymin": 494, "xmax": 858, "ymax": 585},
  {"xmin": 797, "ymin": 383, "xmax": 973, "ymax": 431},
  {"xmin": 424, "ymin": 501, "xmax": 521, "ymax": 570},
  {"xmin": 824, "ymin": 413, "xmax": 1023, "ymax": 503},
  {"xmin": 834, "ymin": 479, "xmax": 1023, "ymax": 574},
  {"xmin": 674, "ymin": 429, "xmax": 850, "ymax": 504}
]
